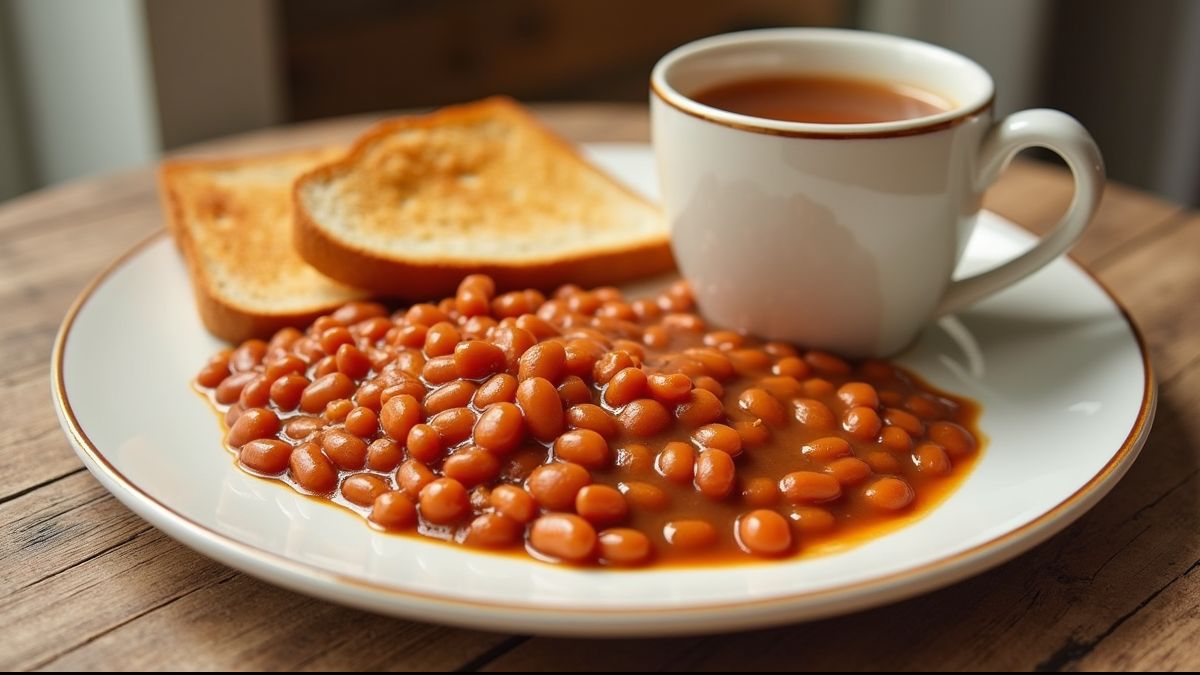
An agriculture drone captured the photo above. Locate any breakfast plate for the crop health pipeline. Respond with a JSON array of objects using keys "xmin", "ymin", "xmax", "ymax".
[{"xmin": 52, "ymin": 143, "xmax": 1153, "ymax": 636}]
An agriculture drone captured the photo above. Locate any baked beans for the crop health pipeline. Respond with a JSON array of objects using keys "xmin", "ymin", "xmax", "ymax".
[{"xmin": 198, "ymin": 276, "xmax": 980, "ymax": 566}]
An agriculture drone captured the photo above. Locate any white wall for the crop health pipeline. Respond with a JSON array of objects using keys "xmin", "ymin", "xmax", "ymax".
[
  {"xmin": 0, "ymin": 0, "xmax": 282, "ymax": 201},
  {"xmin": 0, "ymin": 5, "xmax": 32, "ymax": 200},
  {"xmin": 7, "ymin": 0, "xmax": 161, "ymax": 186},
  {"xmin": 144, "ymin": 0, "xmax": 283, "ymax": 149}
]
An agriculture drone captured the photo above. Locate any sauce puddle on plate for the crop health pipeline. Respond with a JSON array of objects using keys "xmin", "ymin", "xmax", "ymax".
[{"xmin": 196, "ymin": 275, "xmax": 982, "ymax": 567}]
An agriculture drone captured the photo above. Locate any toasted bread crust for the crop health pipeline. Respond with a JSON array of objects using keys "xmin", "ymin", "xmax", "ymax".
[
  {"xmin": 292, "ymin": 97, "xmax": 675, "ymax": 297},
  {"xmin": 293, "ymin": 206, "xmax": 676, "ymax": 298},
  {"xmin": 160, "ymin": 150, "xmax": 366, "ymax": 343}
]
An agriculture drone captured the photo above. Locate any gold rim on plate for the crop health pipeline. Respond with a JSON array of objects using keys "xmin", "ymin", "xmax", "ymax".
[{"xmin": 51, "ymin": 227, "xmax": 1156, "ymax": 625}]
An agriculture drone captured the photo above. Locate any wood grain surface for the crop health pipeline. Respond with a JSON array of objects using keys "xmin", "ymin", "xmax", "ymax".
[{"xmin": 1, "ymin": 104, "xmax": 1196, "ymax": 671}]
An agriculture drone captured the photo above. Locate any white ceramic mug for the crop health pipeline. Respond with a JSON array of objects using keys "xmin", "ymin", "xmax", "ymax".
[{"xmin": 651, "ymin": 28, "xmax": 1104, "ymax": 357}]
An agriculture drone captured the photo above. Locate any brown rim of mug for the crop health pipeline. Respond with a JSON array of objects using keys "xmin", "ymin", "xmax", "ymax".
[{"xmin": 650, "ymin": 78, "xmax": 996, "ymax": 139}]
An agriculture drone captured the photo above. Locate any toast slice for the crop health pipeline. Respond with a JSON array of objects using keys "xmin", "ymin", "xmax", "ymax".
[
  {"xmin": 160, "ymin": 148, "xmax": 369, "ymax": 343},
  {"xmin": 293, "ymin": 97, "xmax": 673, "ymax": 298}
]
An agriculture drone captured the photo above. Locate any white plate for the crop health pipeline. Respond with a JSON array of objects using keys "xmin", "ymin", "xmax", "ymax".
[{"xmin": 53, "ymin": 143, "xmax": 1154, "ymax": 636}]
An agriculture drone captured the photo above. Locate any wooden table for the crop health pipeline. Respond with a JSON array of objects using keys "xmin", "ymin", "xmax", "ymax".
[{"xmin": 3, "ymin": 104, "xmax": 1197, "ymax": 671}]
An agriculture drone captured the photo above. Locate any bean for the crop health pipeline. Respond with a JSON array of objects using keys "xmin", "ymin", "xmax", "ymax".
[
  {"xmin": 397, "ymin": 459, "xmax": 435, "ymax": 497},
  {"xmin": 615, "ymin": 444, "xmax": 654, "ymax": 473},
  {"xmin": 663, "ymin": 520, "xmax": 717, "ymax": 550},
  {"xmin": 928, "ymin": 421, "xmax": 977, "ymax": 457},
  {"xmin": 880, "ymin": 426, "xmax": 914, "ymax": 453},
  {"xmin": 344, "ymin": 406, "xmax": 378, "ymax": 438},
  {"xmin": 342, "ymin": 473, "xmax": 390, "ymax": 506},
  {"xmin": 863, "ymin": 477, "xmax": 914, "ymax": 510},
  {"xmin": 473, "ymin": 373, "xmax": 518, "ymax": 407},
  {"xmin": 780, "ymin": 471, "xmax": 842, "ymax": 503},
  {"xmin": 805, "ymin": 350, "xmax": 852, "ymax": 376},
  {"xmin": 525, "ymin": 462, "xmax": 590, "ymax": 511},
  {"xmin": 238, "ymin": 374, "xmax": 271, "ymax": 408},
  {"xmin": 529, "ymin": 514, "xmax": 596, "ymax": 563},
  {"xmin": 516, "ymin": 377, "xmax": 564, "ymax": 442},
  {"xmin": 884, "ymin": 408, "xmax": 925, "ymax": 436},
  {"xmin": 490, "ymin": 484, "xmax": 537, "ymax": 523},
  {"xmin": 788, "ymin": 506, "xmax": 837, "ymax": 534},
  {"xmin": 656, "ymin": 441, "xmax": 695, "ymax": 484},
  {"xmin": 516, "ymin": 314, "xmax": 559, "ymax": 339},
  {"xmin": 366, "ymin": 438, "xmax": 403, "ymax": 472},
  {"xmin": 557, "ymin": 375, "xmax": 593, "ymax": 406},
  {"xmin": 492, "ymin": 325, "xmax": 537, "ymax": 371},
  {"xmin": 793, "ymin": 399, "xmax": 836, "ymax": 430},
  {"xmin": 728, "ymin": 348, "xmax": 772, "ymax": 374},
  {"xmin": 843, "ymin": 406, "xmax": 883, "ymax": 441},
  {"xmin": 598, "ymin": 528, "xmax": 651, "ymax": 566},
  {"xmin": 593, "ymin": 350, "xmax": 635, "ymax": 385},
  {"xmin": 742, "ymin": 477, "xmax": 780, "ymax": 507},
  {"xmin": 566, "ymin": 404, "xmax": 618, "ymax": 438},
  {"xmin": 553, "ymin": 429, "xmax": 610, "ymax": 468},
  {"xmin": 473, "ymin": 402, "xmax": 525, "ymax": 456},
  {"xmin": 419, "ymin": 477, "xmax": 470, "ymax": 524},
  {"xmin": 454, "ymin": 340, "xmax": 505, "ymax": 379},
  {"xmin": 335, "ymin": 343, "xmax": 371, "ymax": 379},
  {"xmin": 603, "ymin": 367, "xmax": 648, "ymax": 408},
  {"xmin": 738, "ymin": 387, "xmax": 785, "ymax": 425},
  {"xmin": 322, "ymin": 398, "xmax": 353, "ymax": 423},
  {"xmin": 289, "ymin": 442, "xmax": 337, "ymax": 494},
  {"xmin": 758, "ymin": 375, "xmax": 802, "ymax": 399},
  {"xmin": 906, "ymin": 393, "xmax": 946, "ymax": 420},
  {"xmin": 803, "ymin": 437, "xmax": 852, "ymax": 462},
  {"xmin": 429, "ymin": 407, "xmax": 476, "ymax": 446},
  {"xmin": 518, "ymin": 341, "xmax": 566, "ymax": 383},
  {"xmin": 423, "ymin": 321, "xmax": 461, "ymax": 358},
  {"xmin": 838, "ymin": 382, "xmax": 880, "ymax": 409},
  {"xmin": 646, "ymin": 372, "xmax": 692, "ymax": 404},
  {"xmin": 424, "ymin": 380, "xmax": 477, "ymax": 414},
  {"xmin": 226, "ymin": 408, "xmax": 280, "ymax": 448},
  {"xmin": 691, "ymin": 375, "xmax": 724, "ymax": 398},
  {"xmin": 674, "ymin": 388, "xmax": 724, "ymax": 428},
  {"xmin": 682, "ymin": 348, "xmax": 734, "ymax": 380},
  {"xmin": 691, "ymin": 423, "xmax": 743, "ymax": 456},
  {"xmin": 617, "ymin": 399, "xmax": 671, "ymax": 436},
  {"xmin": 300, "ymin": 372, "xmax": 356, "ymax": 413},
  {"xmin": 268, "ymin": 327, "xmax": 302, "ymax": 353},
  {"xmin": 443, "ymin": 446, "xmax": 502, "ymax": 487},
  {"xmin": 735, "ymin": 419, "xmax": 771, "ymax": 447},
  {"xmin": 269, "ymin": 373, "xmax": 309, "ymax": 411},
  {"xmin": 914, "ymin": 442, "xmax": 952, "ymax": 475},
  {"xmin": 695, "ymin": 449, "xmax": 736, "ymax": 500},
  {"xmin": 464, "ymin": 513, "xmax": 522, "ymax": 548},
  {"xmin": 231, "ymin": 339, "xmax": 267, "ymax": 371},
  {"xmin": 196, "ymin": 356, "xmax": 230, "ymax": 388},
  {"xmin": 283, "ymin": 415, "xmax": 322, "ymax": 440},
  {"xmin": 369, "ymin": 491, "xmax": 417, "ymax": 529},
  {"xmin": 215, "ymin": 371, "xmax": 257, "ymax": 405},
  {"xmin": 238, "ymin": 439, "xmax": 292, "ymax": 474},
  {"xmin": 617, "ymin": 480, "xmax": 669, "ymax": 510},
  {"xmin": 406, "ymin": 303, "xmax": 449, "ymax": 327},
  {"xmin": 738, "ymin": 509, "xmax": 791, "ymax": 555},
  {"xmin": 826, "ymin": 457, "xmax": 873, "ymax": 485},
  {"xmin": 321, "ymin": 429, "xmax": 368, "ymax": 470},
  {"xmin": 421, "ymin": 355, "xmax": 459, "ymax": 384},
  {"xmin": 803, "ymin": 378, "xmax": 835, "ymax": 397},
  {"xmin": 574, "ymin": 484, "xmax": 628, "ymax": 526},
  {"xmin": 865, "ymin": 450, "xmax": 903, "ymax": 474},
  {"xmin": 380, "ymin": 394, "xmax": 422, "ymax": 442}
]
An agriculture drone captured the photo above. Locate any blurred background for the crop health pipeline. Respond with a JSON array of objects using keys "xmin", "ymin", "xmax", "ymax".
[{"xmin": 0, "ymin": 0, "xmax": 1196, "ymax": 205}]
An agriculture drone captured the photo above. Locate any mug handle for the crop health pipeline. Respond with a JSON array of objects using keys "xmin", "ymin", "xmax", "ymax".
[{"xmin": 935, "ymin": 109, "xmax": 1105, "ymax": 316}]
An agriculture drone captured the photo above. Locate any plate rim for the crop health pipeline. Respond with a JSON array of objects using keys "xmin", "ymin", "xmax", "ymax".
[{"xmin": 51, "ymin": 213, "xmax": 1156, "ymax": 633}]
